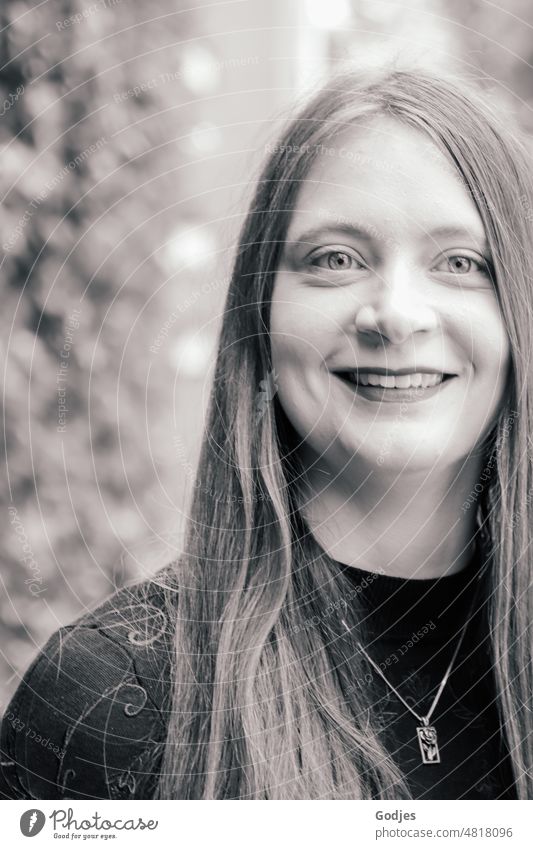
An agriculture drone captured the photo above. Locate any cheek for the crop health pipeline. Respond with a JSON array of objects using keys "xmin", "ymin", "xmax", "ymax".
[
  {"xmin": 465, "ymin": 305, "xmax": 510, "ymax": 384},
  {"xmin": 270, "ymin": 275, "xmax": 360, "ymax": 350},
  {"xmin": 453, "ymin": 299, "xmax": 510, "ymax": 424},
  {"xmin": 270, "ymin": 291, "xmax": 336, "ymax": 370},
  {"xmin": 270, "ymin": 335, "xmax": 325, "ymax": 399},
  {"xmin": 270, "ymin": 291, "xmax": 333, "ymax": 337},
  {"xmin": 269, "ymin": 294, "xmax": 333, "ymax": 426}
]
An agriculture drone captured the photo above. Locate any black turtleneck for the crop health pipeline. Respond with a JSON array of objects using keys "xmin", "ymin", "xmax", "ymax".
[{"xmin": 337, "ymin": 550, "xmax": 517, "ymax": 800}]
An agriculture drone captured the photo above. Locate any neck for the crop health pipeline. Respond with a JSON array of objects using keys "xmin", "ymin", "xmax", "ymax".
[{"xmin": 298, "ymin": 449, "xmax": 486, "ymax": 579}]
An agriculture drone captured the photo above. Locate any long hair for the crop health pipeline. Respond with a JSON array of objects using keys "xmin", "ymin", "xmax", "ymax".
[{"xmin": 155, "ymin": 66, "xmax": 533, "ymax": 799}]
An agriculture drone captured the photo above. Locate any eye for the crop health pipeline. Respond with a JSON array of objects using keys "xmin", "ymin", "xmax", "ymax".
[
  {"xmin": 309, "ymin": 248, "xmax": 365, "ymax": 272},
  {"xmin": 432, "ymin": 253, "xmax": 489, "ymax": 275}
]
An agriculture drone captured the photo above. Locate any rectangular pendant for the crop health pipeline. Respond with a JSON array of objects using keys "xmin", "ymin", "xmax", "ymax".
[{"xmin": 416, "ymin": 725, "xmax": 440, "ymax": 764}]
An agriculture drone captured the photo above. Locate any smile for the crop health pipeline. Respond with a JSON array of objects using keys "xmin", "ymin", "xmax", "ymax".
[
  {"xmin": 332, "ymin": 370, "xmax": 456, "ymax": 402},
  {"xmin": 340, "ymin": 371, "xmax": 446, "ymax": 389}
]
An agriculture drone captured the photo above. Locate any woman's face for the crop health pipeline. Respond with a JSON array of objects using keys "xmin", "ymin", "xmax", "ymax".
[{"xmin": 269, "ymin": 117, "xmax": 510, "ymax": 476}]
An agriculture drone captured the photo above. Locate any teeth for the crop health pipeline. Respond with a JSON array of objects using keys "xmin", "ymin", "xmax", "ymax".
[
  {"xmin": 393, "ymin": 375, "xmax": 412, "ymax": 389},
  {"xmin": 343, "ymin": 372, "xmax": 445, "ymax": 389}
]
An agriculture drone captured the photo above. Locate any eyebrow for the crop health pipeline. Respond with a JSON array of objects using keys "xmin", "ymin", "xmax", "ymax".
[
  {"xmin": 427, "ymin": 226, "xmax": 489, "ymax": 250},
  {"xmin": 285, "ymin": 223, "xmax": 490, "ymax": 252}
]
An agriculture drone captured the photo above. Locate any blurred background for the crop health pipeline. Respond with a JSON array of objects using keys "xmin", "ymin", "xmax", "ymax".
[{"xmin": 2, "ymin": 0, "xmax": 533, "ymax": 705}]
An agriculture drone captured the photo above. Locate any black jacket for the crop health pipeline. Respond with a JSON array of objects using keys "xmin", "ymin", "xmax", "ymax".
[
  {"xmin": 0, "ymin": 573, "xmax": 173, "ymax": 800},
  {"xmin": 0, "ymin": 560, "xmax": 518, "ymax": 800}
]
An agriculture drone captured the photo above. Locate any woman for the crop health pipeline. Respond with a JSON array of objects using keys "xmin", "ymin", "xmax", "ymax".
[{"xmin": 1, "ymin": 65, "xmax": 532, "ymax": 801}]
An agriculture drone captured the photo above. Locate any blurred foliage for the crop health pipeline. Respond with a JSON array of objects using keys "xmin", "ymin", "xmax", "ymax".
[{"xmin": 0, "ymin": 0, "xmax": 207, "ymax": 705}]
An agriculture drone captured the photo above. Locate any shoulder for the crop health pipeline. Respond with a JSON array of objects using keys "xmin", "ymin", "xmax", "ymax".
[{"xmin": 0, "ymin": 568, "xmax": 177, "ymax": 800}]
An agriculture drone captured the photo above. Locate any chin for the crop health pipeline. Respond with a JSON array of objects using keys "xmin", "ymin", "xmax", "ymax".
[
  {"xmin": 339, "ymin": 434, "xmax": 451, "ymax": 474},
  {"xmin": 372, "ymin": 453, "xmax": 443, "ymax": 473}
]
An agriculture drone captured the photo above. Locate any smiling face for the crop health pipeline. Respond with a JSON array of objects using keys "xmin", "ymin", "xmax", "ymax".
[{"xmin": 269, "ymin": 117, "xmax": 511, "ymax": 477}]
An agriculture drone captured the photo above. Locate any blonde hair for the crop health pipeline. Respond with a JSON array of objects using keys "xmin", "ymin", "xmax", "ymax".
[{"xmin": 155, "ymin": 66, "xmax": 533, "ymax": 799}]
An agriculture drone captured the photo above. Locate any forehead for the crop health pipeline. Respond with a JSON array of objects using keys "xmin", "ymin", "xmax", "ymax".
[{"xmin": 286, "ymin": 117, "xmax": 486, "ymax": 243}]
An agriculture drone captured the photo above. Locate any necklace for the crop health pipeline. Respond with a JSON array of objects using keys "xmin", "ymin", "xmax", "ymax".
[{"xmin": 341, "ymin": 560, "xmax": 486, "ymax": 765}]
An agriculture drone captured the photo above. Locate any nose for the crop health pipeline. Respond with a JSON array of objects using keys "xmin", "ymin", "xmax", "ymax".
[{"xmin": 354, "ymin": 261, "xmax": 439, "ymax": 345}]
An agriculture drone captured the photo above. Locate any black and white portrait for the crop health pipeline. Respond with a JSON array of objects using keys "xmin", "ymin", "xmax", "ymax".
[{"xmin": 1, "ymin": 0, "xmax": 532, "ymax": 811}]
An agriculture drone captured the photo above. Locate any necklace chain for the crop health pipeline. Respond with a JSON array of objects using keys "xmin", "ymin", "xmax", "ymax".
[
  {"xmin": 356, "ymin": 614, "xmax": 470, "ymax": 726},
  {"xmin": 340, "ymin": 560, "xmax": 487, "ymax": 763}
]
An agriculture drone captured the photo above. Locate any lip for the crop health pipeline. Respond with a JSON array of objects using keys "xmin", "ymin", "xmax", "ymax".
[
  {"xmin": 333, "ymin": 371, "xmax": 457, "ymax": 403},
  {"xmin": 335, "ymin": 367, "xmax": 453, "ymax": 376}
]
